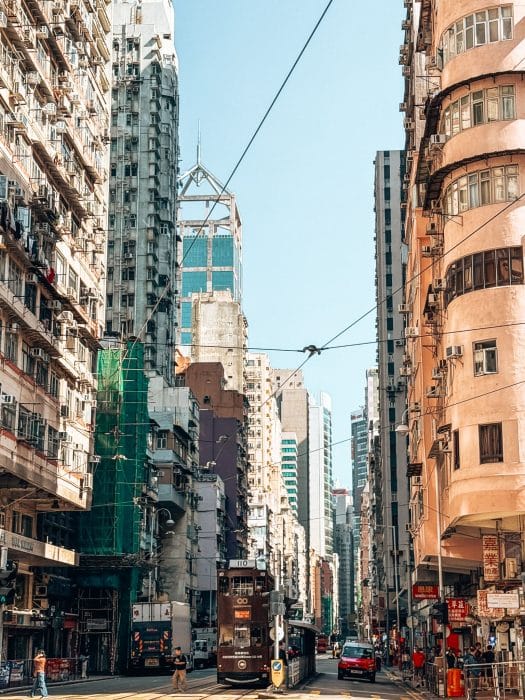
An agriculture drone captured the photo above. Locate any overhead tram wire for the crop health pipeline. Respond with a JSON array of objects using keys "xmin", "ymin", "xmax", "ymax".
[
  {"xmin": 319, "ymin": 192, "xmax": 525, "ymax": 351},
  {"xmin": 120, "ymin": 0, "xmax": 337, "ymax": 367}
]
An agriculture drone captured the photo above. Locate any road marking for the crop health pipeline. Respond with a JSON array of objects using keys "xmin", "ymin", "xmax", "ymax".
[{"xmin": 310, "ymin": 691, "xmax": 321, "ymax": 694}]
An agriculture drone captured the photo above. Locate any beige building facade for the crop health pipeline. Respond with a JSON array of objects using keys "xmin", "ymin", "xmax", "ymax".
[{"xmin": 401, "ymin": 0, "xmax": 525, "ymax": 652}]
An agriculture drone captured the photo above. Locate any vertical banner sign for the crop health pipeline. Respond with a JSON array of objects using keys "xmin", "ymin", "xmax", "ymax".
[
  {"xmin": 482, "ymin": 535, "xmax": 500, "ymax": 582},
  {"xmin": 446, "ymin": 598, "xmax": 469, "ymax": 623}
]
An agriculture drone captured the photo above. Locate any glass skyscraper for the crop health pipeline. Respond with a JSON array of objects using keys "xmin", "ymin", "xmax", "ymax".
[{"xmin": 177, "ymin": 157, "xmax": 242, "ymax": 347}]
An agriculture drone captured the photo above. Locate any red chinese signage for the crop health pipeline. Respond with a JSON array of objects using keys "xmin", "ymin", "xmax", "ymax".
[
  {"xmin": 446, "ymin": 598, "xmax": 469, "ymax": 622},
  {"xmin": 412, "ymin": 583, "xmax": 439, "ymax": 600},
  {"xmin": 482, "ymin": 535, "xmax": 501, "ymax": 582}
]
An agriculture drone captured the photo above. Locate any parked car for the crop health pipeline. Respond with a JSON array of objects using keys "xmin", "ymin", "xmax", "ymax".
[{"xmin": 338, "ymin": 641, "xmax": 376, "ymax": 683}]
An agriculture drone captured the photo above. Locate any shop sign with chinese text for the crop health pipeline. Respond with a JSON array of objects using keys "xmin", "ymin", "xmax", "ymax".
[
  {"xmin": 446, "ymin": 598, "xmax": 469, "ymax": 622},
  {"xmin": 482, "ymin": 535, "xmax": 500, "ymax": 582},
  {"xmin": 477, "ymin": 589, "xmax": 504, "ymax": 619},
  {"xmin": 412, "ymin": 583, "xmax": 439, "ymax": 600}
]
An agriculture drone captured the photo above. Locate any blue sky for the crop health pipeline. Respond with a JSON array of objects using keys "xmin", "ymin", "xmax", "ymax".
[{"xmin": 174, "ymin": 1, "xmax": 405, "ymax": 487}]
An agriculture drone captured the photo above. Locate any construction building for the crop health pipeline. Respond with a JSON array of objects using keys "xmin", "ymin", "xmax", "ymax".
[
  {"xmin": 401, "ymin": 0, "xmax": 525, "ymax": 655},
  {"xmin": 76, "ymin": 340, "xmax": 152, "ymax": 673},
  {"xmin": 0, "ymin": 0, "xmax": 111, "ymax": 660}
]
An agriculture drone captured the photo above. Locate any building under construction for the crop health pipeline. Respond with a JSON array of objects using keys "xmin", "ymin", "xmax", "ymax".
[{"xmin": 75, "ymin": 340, "xmax": 153, "ymax": 673}]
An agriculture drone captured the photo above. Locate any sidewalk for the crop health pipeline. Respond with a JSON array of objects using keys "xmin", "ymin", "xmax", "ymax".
[
  {"xmin": 0, "ymin": 674, "xmax": 116, "ymax": 695},
  {"xmin": 386, "ymin": 666, "xmax": 432, "ymax": 698}
]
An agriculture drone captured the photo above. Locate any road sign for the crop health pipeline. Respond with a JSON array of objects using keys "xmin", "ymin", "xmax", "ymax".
[
  {"xmin": 269, "ymin": 625, "xmax": 284, "ymax": 641},
  {"xmin": 271, "ymin": 659, "xmax": 285, "ymax": 688}
]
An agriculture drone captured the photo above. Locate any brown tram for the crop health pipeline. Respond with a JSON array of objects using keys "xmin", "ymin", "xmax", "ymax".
[{"xmin": 216, "ymin": 560, "xmax": 274, "ymax": 686}]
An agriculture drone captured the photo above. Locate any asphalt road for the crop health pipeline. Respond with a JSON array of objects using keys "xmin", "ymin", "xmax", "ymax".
[{"xmin": 1, "ymin": 657, "xmax": 421, "ymax": 700}]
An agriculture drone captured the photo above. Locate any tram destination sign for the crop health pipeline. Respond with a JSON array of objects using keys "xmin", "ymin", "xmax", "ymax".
[{"xmin": 228, "ymin": 559, "xmax": 267, "ymax": 570}]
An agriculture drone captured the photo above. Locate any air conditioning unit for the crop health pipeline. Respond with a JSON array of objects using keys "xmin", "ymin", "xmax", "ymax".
[
  {"xmin": 400, "ymin": 366, "xmax": 412, "ymax": 377},
  {"xmin": 446, "ymin": 345, "xmax": 463, "ymax": 359},
  {"xmin": 436, "ymin": 439, "xmax": 451, "ymax": 453},
  {"xmin": 54, "ymin": 120, "xmax": 66, "ymax": 133},
  {"xmin": 404, "ymin": 118, "xmax": 415, "ymax": 130},
  {"xmin": 421, "ymin": 245, "xmax": 432, "ymax": 257},
  {"xmin": 0, "ymin": 395, "xmax": 16, "ymax": 404},
  {"xmin": 89, "ymin": 455, "xmax": 101, "ymax": 464},
  {"xmin": 399, "ymin": 102, "xmax": 407, "ymax": 112},
  {"xmin": 59, "ymin": 310, "xmax": 74, "ymax": 323},
  {"xmin": 58, "ymin": 432, "xmax": 72, "ymax": 442},
  {"xmin": 426, "ymin": 55, "xmax": 439, "ymax": 70},
  {"xmin": 426, "ymin": 385, "xmax": 442, "ymax": 398},
  {"xmin": 431, "ymin": 367, "xmax": 444, "ymax": 380},
  {"xmin": 36, "ymin": 25, "xmax": 48, "ymax": 38},
  {"xmin": 395, "ymin": 340, "xmax": 405, "ymax": 347},
  {"xmin": 75, "ymin": 41, "xmax": 85, "ymax": 51},
  {"xmin": 124, "ymin": 252, "xmax": 134, "ymax": 260},
  {"xmin": 8, "ymin": 323, "xmax": 19, "ymax": 332},
  {"xmin": 430, "ymin": 200, "xmax": 442, "ymax": 214},
  {"xmin": 43, "ymin": 102, "xmax": 56, "ymax": 115},
  {"xmin": 428, "ymin": 293, "xmax": 440, "ymax": 306},
  {"xmin": 82, "ymin": 473, "xmax": 93, "ymax": 490},
  {"xmin": 405, "ymin": 327, "xmax": 418, "ymax": 338},
  {"xmin": 398, "ymin": 303, "xmax": 409, "ymax": 314},
  {"xmin": 402, "ymin": 65, "xmax": 411, "ymax": 77},
  {"xmin": 412, "ymin": 476, "xmax": 422, "ymax": 486},
  {"xmin": 409, "ymin": 402, "xmax": 421, "ymax": 413},
  {"xmin": 66, "ymin": 286, "xmax": 77, "ymax": 300},
  {"xmin": 31, "ymin": 348, "xmax": 46, "ymax": 359},
  {"xmin": 430, "ymin": 133, "xmax": 447, "ymax": 147},
  {"xmin": 433, "ymin": 278, "xmax": 446, "ymax": 291},
  {"xmin": 49, "ymin": 300, "xmax": 62, "ymax": 310},
  {"xmin": 70, "ymin": 92, "xmax": 80, "ymax": 104}
]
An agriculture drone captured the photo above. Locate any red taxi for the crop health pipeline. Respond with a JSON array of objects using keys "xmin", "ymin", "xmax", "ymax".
[{"xmin": 337, "ymin": 641, "xmax": 376, "ymax": 683}]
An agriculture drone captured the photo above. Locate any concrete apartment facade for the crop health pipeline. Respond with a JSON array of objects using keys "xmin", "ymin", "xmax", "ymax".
[
  {"xmin": 373, "ymin": 150, "xmax": 411, "ymax": 637},
  {"xmin": 0, "ymin": 0, "xmax": 111, "ymax": 658},
  {"xmin": 308, "ymin": 392, "xmax": 334, "ymax": 558},
  {"xmin": 333, "ymin": 488, "xmax": 355, "ymax": 637},
  {"xmin": 106, "ymin": 0, "xmax": 179, "ymax": 382},
  {"xmin": 401, "ymin": 0, "xmax": 525, "ymax": 655}
]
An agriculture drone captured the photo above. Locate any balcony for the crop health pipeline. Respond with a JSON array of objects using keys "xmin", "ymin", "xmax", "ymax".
[
  {"xmin": 158, "ymin": 483, "xmax": 186, "ymax": 514},
  {"xmin": 0, "ymin": 528, "xmax": 79, "ymax": 566}
]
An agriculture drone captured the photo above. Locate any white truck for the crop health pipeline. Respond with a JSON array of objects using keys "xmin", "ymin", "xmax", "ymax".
[{"xmin": 192, "ymin": 627, "xmax": 217, "ymax": 668}]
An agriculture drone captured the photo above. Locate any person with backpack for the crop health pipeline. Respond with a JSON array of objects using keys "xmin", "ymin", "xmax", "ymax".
[
  {"xmin": 481, "ymin": 644, "xmax": 495, "ymax": 689},
  {"xmin": 464, "ymin": 646, "xmax": 481, "ymax": 698},
  {"xmin": 172, "ymin": 646, "xmax": 188, "ymax": 692}
]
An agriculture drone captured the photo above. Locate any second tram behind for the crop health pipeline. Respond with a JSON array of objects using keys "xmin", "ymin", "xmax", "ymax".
[{"xmin": 217, "ymin": 560, "xmax": 274, "ymax": 686}]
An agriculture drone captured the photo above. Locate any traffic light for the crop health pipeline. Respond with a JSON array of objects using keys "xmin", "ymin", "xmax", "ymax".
[
  {"xmin": 431, "ymin": 601, "xmax": 449, "ymax": 625},
  {"xmin": 269, "ymin": 590, "xmax": 286, "ymax": 616},
  {"xmin": 0, "ymin": 561, "xmax": 17, "ymax": 605}
]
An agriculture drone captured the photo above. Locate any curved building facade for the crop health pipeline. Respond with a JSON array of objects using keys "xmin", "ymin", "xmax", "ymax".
[{"xmin": 401, "ymin": 0, "xmax": 525, "ymax": 650}]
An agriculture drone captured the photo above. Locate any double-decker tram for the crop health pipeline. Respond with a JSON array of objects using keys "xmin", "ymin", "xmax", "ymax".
[{"xmin": 217, "ymin": 559, "xmax": 274, "ymax": 686}]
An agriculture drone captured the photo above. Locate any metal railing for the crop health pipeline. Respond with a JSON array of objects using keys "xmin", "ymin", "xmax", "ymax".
[
  {"xmin": 0, "ymin": 657, "xmax": 85, "ymax": 690},
  {"xmin": 424, "ymin": 660, "xmax": 525, "ymax": 699}
]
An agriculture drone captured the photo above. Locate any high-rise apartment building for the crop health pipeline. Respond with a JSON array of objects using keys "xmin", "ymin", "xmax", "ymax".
[
  {"xmin": 0, "ymin": 0, "xmax": 111, "ymax": 657},
  {"xmin": 373, "ymin": 150, "xmax": 410, "ymax": 634},
  {"xmin": 401, "ymin": 0, "xmax": 525, "ymax": 653},
  {"xmin": 106, "ymin": 0, "xmax": 179, "ymax": 381},
  {"xmin": 308, "ymin": 392, "xmax": 334, "ymax": 557},
  {"xmin": 350, "ymin": 407, "xmax": 367, "ymax": 593},
  {"xmin": 177, "ymin": 156, "xmax": 242, "ymax": 349},
  {"xmin": 333, "ymin": 488, "xmax": 355, "ymax": 637},
  {"xmin": 281, "ymin": 431, "xmax": 298, "ymax": 515}
]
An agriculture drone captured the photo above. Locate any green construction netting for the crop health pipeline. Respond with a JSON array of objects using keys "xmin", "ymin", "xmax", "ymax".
[{"xmin": 79, "ymin": 341, "xmax": 149, "ymax": 556}]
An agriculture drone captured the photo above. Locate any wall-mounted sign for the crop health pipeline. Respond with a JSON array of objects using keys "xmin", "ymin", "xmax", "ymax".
[
  {"xmin": 446, "ymin": 598, "xmax": 469, "ymax": 622},
  {"xmin": 413, "ymin": 584, "xmax": 439, "ymax": 600},
  {"xmin": 487, "ymin": 592, "xmax": 519, "ymax": 609},
  {"xmin": 482, "ymin": 535, "xmax": 500, "ymax": 582},
  {"xmin": 477, "ymin": 590, "xmax": 504, "ymax": 619}
]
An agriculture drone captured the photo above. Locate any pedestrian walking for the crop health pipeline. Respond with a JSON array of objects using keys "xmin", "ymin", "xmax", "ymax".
[
  {"xmin": 446, "ymin": 649, "xmax": 457, "ymax": 669},
  {"xmin": 464, "ymin": 646, "xmax": 481, "ymax": 699},
  {"xmin": 412, "ymin": 646, "xmax": 426, "ymax": 687},
  {"xmin": 172, "ymin": 646, "xmax": 188, "ymax": 693},
  {"xmin": 30, "ymin": 650, "xmax": 48, "ymax": 698},
  {"xmin": 481, "ymin": 644, "xmax": 495, "ymax": 689}
]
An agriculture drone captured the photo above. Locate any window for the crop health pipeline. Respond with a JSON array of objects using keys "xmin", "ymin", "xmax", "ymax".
[
  {"xmin": 5, "ymin": 329, "xmax": 18, "ymax": 364},
  {"xmin": 453, "ymin": 429, "xmax": 460, "ymax": 470},
  {"xmin": 12, "ymin": 511, "xmax": 33, "ymax": 538},
  {"xmin": 212, "ymin": 271, "xmax": 234, "ymax": 292},
  {"xmin": 479, "ymin": 423, "xmax": 503, "ymax": 463},
  {"xmin": 446, "ymin": 247, "xmax": 523, "ymax": 304},
  {"xmin": 441, "ymin": 85, "xmax": 515, "ymax": 137},
  {"xmin": 156, "ymin": 431, "xmax": 168, "ymax": 449},
  {"xmin": 441, "ymin": 6, "xmax": 513, "ymax": 65},
  {"xmin": 473, "ymin": 339, "xmax": 498, "ymax": 375},
  {"xmin": 183, "ymin": 236, "xmax": 207, "ymax": 267},
  {"xmin": 444, "ymin": 165, "xmax": 518, "ymax": 216},
  {"xmin": 212, "ymin": 236, "xmax": 234, "ymax": 266},
  {"xmin": 182, "ymin": 271, "xmax": 207, "ymax": 297}
]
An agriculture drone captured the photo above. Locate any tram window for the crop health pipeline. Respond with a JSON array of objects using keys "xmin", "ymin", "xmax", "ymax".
[
  {"xmin": 231, "ymin": 576, "xmax": 254, "ymax": 596},
  {"xmin": 219, "ymin": 576, "xmax": 229, "ymax": 594},
  {"xmin": 255, "ymin": 576, "xmax": 265, "ymax": 592},
  {"xmin": 234, "ymin": 625, "xmax": 251, "ymax": 648},
  {"xmin": 220, "ymin": 625, "xmax": 233, "ymax": 646},
  {"xmin": 251, "ymin": 625, "xmax": 266, "ymax": 647}
]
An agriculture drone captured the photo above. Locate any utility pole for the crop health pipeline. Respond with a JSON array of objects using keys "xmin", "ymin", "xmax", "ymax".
[
  {"xmin": 392, "ymin": 525, "xmax": 401, "ymax": 643},
  {"xmin": 435, "ymin": 466, "xmax": 447, "ymax": 697}
]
